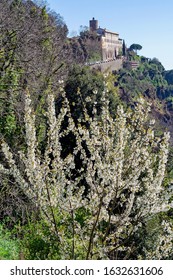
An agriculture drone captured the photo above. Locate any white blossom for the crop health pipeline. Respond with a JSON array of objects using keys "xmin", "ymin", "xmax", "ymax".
[{"xmin": 0, "ymin": 86, "xmax": 172, "ymax": 260}]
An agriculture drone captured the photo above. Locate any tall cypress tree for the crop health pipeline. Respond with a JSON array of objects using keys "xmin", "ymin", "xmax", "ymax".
[{"xmin": 122, "ymin": 39, "xmax": 126, "ymax": 56}]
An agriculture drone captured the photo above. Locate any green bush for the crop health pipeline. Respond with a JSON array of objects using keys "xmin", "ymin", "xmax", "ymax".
[
  {"xmin": 0, "ymin": 224, "xmax": 20, "ymax": 259},
  {"xmin": 18, "ymin": 219, "xmax": 61, "ymax": 260}
]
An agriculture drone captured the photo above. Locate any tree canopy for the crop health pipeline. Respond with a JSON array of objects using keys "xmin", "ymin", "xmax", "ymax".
[{"xmin": 129, "ymin": 43, "xmax": 142, "ymax": 53}]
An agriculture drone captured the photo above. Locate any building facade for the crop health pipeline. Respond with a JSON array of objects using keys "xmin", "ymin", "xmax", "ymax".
[{"xmin": 89, "ymin": 18, "xmax": 123, "ymax": 61}]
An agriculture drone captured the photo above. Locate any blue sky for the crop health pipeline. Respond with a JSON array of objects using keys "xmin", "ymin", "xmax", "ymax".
[{"xmin": 46, "ymin": 0, "xmax": 173, "ymax": 70}]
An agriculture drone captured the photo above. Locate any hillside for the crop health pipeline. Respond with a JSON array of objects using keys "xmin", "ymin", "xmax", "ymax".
[
  {"xmin": 116, "ymin": 56, "xmax": 173, "ymax": 139},
  {"xmin": 69, "ymin": 23, "xmax": 173, "ymax": 141}
]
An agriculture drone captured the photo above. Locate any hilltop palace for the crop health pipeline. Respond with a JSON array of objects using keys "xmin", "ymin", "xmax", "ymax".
[{"xmin": 89, "ymin": 17, "xmax": 123, "ymax": 61}]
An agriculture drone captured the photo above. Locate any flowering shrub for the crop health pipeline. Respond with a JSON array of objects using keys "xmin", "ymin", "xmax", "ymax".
[{"xmin": 0, "ymin": 86, "xmax": 173, "ymax": 259}]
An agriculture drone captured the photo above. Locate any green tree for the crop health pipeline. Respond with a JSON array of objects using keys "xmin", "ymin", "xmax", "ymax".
[
  {"xmin": 164, "ymin": 70, "xmax": 173, "ymax": 85},
  {"xmin": 129, "ymin": 43, "xmax": 142, "ymax": 54},
  {"xmin": 63, "ymin": 65, "xmax": 104, "ymax": 121},
  {"xmin": 122, "ymin": 40, "xmax": 126, "ymax": 56}
]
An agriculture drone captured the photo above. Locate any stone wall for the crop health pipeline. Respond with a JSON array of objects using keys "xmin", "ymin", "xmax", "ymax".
[{"xmin": 89, "ymin": 59, "xmax": 123, "ymax": 72}]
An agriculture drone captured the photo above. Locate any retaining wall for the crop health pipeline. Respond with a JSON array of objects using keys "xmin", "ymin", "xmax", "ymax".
[{"xmin": 89, "ymin": 59, "xmax": 123, "ymax": 72}]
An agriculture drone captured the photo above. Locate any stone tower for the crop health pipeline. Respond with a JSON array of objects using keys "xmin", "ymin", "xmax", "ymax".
[{"xmin": 89, "ymin": 17, "xmax": 98, "ymax": 31}]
